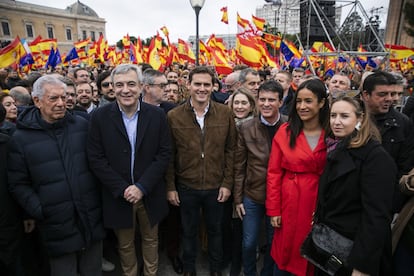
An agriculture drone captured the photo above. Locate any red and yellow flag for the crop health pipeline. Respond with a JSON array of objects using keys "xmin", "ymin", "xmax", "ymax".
[
  {"xmin": 74, "ymin": 38, "xmax": 91, "ymax": 49},
  {"xmin": 252, "ymin": 15, "xmax": 266, "ymax": 32},
  {"xmin": 385, "ymin": 44, "xmax": 414, "ymax": 61},
  {"xmin": 0, "ymin": 36, "xmax": 26, "ymax": 68},
  {"xmin": 236, "ymin": 35, "xmax": 262, "ymax": 68},
  {"xmin": 147, "ymin": 34, "xmax": 163, "ymax": 70},
  {"xmin": 220, "ymin": 7, "xmax": 228, "ymax": 24}
]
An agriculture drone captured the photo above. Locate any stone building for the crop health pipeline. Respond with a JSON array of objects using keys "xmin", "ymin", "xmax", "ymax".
[
  {"xmin": 0, "ymin": 0, "xmax": 106, "ymax": 53},
  {"xmin": 384, "ymin": 0, "xmax": 414, "ymax": 46}
]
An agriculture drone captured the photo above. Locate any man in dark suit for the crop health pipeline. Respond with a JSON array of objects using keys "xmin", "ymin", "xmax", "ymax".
[{"xmin": 87, "ymin": 64, "xmax": 171, "ymax": 276}]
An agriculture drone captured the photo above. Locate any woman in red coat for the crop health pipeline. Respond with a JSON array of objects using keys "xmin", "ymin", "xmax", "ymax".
[{"xmin": 266, "ymin": 79, "xmax": 329, "ymax": 276}]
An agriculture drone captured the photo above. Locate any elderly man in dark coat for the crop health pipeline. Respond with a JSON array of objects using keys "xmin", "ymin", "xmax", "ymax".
[{"xmin": 7, "ymin": 75, "xmax": 105, "ymax": 276}]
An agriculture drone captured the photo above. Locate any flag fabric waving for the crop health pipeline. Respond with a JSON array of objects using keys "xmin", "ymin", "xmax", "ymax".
[
  {"xmin": 0, "ymin": 36, "xmax": 26, "ymax": 68},
  {"xmin": 220, "ymin": 7, "xmax": 229, "ymax": 24}
]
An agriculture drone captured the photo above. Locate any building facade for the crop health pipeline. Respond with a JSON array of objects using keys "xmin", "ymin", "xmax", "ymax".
[
  {"xmin": 256, "ymin": 2, "xmax": 301, "ymax": 35},
  {"xmin": 384, "ymin": 0, "xmax": 414, "ymax": 47},
  {"xmin": 0, "ymin": 0, "xmax": 106, "ymax": 53}
]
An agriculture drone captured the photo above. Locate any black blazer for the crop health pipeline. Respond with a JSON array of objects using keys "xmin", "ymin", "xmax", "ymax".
[
  {"xmin": 87, "ymin": 101, "xmax": 171, "ymax": 228},
  {"xmin": 316, "ymin": 139, "xmax": 396, "ymax": 275}
]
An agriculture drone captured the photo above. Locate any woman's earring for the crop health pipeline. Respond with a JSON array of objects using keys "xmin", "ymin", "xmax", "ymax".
[{"xmin": 355, "ymin": 121, "xmax": 362, "ymax": 131}]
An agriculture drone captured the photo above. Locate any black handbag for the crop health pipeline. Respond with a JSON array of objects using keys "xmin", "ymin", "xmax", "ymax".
[{"xmin": 300, "ymin": 223, "xmax": 353, "ymax": 276}]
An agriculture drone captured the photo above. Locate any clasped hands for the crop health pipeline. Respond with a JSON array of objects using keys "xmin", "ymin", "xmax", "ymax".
[
  {"xmin": 124, "ymin": 185, "xmax": 143, "ymax": 204},
  {"xmin": 167, "ymin": 187, "xmax": 231, "ymax": 207}
]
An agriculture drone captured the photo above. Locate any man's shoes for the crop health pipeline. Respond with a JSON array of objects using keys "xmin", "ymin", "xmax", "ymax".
[
  {"xmin": 170, "ymin": 256, "xmax": 184, "ymax": 274},
  {"xmin": 102, "ymin": 257, "xmax": 115, "ymax": 272},
  {"xmin": 210, "ymin": 272, "xmax": 222, "ymax": 276},
  {"xmin": 183, "ymin": 272, "xmax": 196, "ymax": 276}
]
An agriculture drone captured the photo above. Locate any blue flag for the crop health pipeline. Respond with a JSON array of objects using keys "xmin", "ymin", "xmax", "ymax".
[
  {"xmin": 280, "ymin": 41, "xmax": 294, "ymax": 62},
  {"xmin": 45, "ymin": 48, "xmax": 62, "ymax": 69},
  {"xmin": 19, "ymin": 53, "xmax": 34, "ymax": 67},
  {"xmin": 64, "ymin": 47, "xmax": 79, "ymax": 63}
]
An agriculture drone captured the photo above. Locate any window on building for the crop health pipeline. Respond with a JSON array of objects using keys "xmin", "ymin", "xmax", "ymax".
[
  {"xmin": 26, "ymin": 24, "xmax": 34, "ymax": 38},
  {"xmin": 1, "ymin": 21, "xmax": 10, "ymax": 36},
  {"xmin": 47, "ymin": 26, "xmax": 54, "ymax": 38},
  {"xmin": 82, "ymin": 30, "xmax": 87, "ymax": 40},
  {"xmin": 66, "ymin": 28, "xmax": 72, "ymax": 41},
  {"xmin": 90, "ymin": 31, "xmax": 95, "ymax": 41}
]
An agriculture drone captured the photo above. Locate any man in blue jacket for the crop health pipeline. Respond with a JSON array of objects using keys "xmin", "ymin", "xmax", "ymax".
[{"xmin": 7, "ymin": 75, "xmax": 105, "ymax": 276}]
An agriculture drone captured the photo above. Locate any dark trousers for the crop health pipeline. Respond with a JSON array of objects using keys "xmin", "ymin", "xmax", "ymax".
[
  {"xmin": 49, "ymin": 240, "xmax": 102, "ymax": 276},
  {"xmin": 178, "ymin": 184, "xmax": 224, "ymax": 273}
]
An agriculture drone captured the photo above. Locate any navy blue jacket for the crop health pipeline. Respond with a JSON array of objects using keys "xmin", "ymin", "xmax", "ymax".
[{"xmin": 7, "ymin": 106, "xmax": 105, "ymax": 257}]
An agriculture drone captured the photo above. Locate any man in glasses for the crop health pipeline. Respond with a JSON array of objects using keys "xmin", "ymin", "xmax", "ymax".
[
  {"xmin": 96, "ymin": 70, "xmax": 115, "ymax": 107},
  {"xmin": 142, "ymin": 69, "xmax": 176, "ymax": 113},
  {"xmin": 223, "ymin": 71, "xmax": 241, "ymax": 95}
]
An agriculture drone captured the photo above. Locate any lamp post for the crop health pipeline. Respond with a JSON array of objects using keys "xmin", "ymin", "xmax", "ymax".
[
  {"xmin": 265, "ymin": 0, "xmax": 282, "ymax": 61},
  {"xmin": 190, "ymin": 0, "xmax": 205, "ymax": 66}
]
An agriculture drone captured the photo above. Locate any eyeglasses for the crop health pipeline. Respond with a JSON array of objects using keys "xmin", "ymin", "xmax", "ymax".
[
  {"xmin": 101, "ymin": 82, "xmax": 113, "ymax": 88},
  {"xmin": 149, "ymin": 83, "xmax": 168, "ymax": 89}
]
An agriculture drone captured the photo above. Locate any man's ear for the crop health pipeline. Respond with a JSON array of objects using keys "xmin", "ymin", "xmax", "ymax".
[{"xmin": 32, "ymin": 96, "xmax": 40, "ymax": 108}]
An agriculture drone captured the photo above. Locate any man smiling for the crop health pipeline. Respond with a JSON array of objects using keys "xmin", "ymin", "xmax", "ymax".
[{"xmin": 88, "ymin": 64, "xmax": 171, "ymax": 276}]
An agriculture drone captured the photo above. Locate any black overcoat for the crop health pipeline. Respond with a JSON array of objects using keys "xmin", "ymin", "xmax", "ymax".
[
  {"xmin": 87, "ymin": 101, "xmax": 171, "ymax": 228},
  {"xmin": 316, "ymin": 139, "xmax": 397, "ymax": 275}
]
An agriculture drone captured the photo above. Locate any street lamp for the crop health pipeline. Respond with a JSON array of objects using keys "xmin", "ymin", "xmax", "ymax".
[
  {"xmin": 265, "ymin": 0, "xmax": 282, "ymax": 59},
  {"xmin": 190, "ymin": 0, "xmax": 205, "ymax": 66}
]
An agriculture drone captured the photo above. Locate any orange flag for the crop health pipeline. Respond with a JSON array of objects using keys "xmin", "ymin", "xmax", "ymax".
[{"xmin": 220, "ymin": 7, "xmax": 228, "ymax": 24}]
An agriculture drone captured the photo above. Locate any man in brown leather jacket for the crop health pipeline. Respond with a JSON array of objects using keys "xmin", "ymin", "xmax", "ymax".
[
  {"xmin": 166, "ymin": 66, "xmax": 236, "ymax": 276},
  {"xmin": 234, "ymin": 80, "xmax": 286, "ymax": 276}
]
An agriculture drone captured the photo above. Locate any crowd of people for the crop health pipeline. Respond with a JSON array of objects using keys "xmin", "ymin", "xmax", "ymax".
[{"xmin": 1, "ymin": 61, "xmax": 414, "ymax": 276}]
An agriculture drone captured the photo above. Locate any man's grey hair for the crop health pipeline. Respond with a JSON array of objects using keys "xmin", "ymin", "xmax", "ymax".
[
  {"xmin": 111, "ymin": 64, "xmax": 143, "ymax": 83},
  {"xmin": 390, "ymin": 72, "xmax": 406, "ymax": 86},
  {"xmin": 238, "ymin": 68, "xmax": 258, "ymax": 84},
  {"xmin": 142, "ymin": 69, "xmax": 165, "ymax": 85},
  {"xmin": 32, "ymin": 75, "xmax": 66, "ymax": 100},
  {"xmin": 9, "ymin": 86, "xmax": 31, "ymax": 106}
]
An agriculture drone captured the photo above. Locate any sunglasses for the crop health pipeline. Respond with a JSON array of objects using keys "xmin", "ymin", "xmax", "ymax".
[{"xmin": 101, "ymin": 82, "xmax": 113, "ymax": 88}]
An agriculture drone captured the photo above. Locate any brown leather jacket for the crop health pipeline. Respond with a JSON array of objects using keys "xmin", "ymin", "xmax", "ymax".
[
  {"xmin": 233, "ymin": 116, "xmax": 286, "ymax": 205},
  {"xmin": 166, "ymin": 100, "xmax": 236, "ymax": 191}
]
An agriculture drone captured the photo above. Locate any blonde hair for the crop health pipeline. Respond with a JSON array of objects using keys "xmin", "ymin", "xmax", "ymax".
[
  {"xmin": 330, "ymin": 95, "xmax": 381, "ymax": 148},
  {"xmin": 229, "ymin": 87, "xmax": 257, "ymax": 118}
]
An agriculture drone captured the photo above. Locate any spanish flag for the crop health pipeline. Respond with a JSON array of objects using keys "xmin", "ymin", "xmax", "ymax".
[
  {"xmin": 0, "ymin": 36, "xmax": 26, "ymax": 68},
  {"xmin": 74, "ymin": 38, "xmax": 91, "ymax": 49},
  {"xmin": 385, "ymin": 44, "xmax": 414, "ymax": 61},
  {"xmin": 252, "ymin": 15, "xmax": 266, "ymax": 32},
  {"xmin": 220, "ymin": 7, "xmax": 228, "ymax": 24}
]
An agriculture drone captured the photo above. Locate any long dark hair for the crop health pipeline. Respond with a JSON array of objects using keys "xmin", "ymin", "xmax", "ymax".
[{"xmin": 287, "ymin": 79, "xmax": 329, "ymax": 148}]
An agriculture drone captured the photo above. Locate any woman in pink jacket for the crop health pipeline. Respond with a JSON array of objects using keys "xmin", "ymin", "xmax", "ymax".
[{"xmin": 266, "ymin": 79, "xmax": 329, "ymax": 276}]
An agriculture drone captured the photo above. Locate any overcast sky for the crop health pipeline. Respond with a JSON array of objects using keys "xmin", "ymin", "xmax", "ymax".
[{"xmin": 22, "ymin": 0, "xmax": 389, "ymax": 44}]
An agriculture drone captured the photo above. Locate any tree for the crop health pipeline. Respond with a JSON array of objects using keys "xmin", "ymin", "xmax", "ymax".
[{"xmin": 403, "ymin": 1, "xmax": 414, "ymax": 37}]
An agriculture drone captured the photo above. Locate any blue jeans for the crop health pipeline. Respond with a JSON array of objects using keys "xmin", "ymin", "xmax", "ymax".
[
  {"xmin": 178, "ymin": 184, "xmax": 224, "ymax": 272},
  {"xmin": 242, "ymin": 196, "xmax": 275, "ymax": 276}
]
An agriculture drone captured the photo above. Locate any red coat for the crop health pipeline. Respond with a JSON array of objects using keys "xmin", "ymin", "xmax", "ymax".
[{"xmin": 266, "ymin": 123, "xmax": 327, "ymax": 276}]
